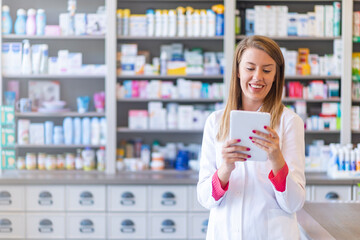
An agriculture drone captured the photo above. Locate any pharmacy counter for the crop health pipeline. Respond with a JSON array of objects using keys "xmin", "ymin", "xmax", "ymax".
[
  {"xmin": 0, "ymin": 170, "xmax": 357, "ymax": 185},
  {"xmin": 298, "ymin": 202, "xmax": 360, "ymax": 240}
]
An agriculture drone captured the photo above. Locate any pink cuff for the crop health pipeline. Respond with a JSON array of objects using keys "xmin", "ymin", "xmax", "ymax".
[
  {"xmin": 212, "ymin": 170, "xmax": 229, "ymax": 201},
  {"xmin": 268, "ymin": 162, "xmax": 289, "ymax": 192}
]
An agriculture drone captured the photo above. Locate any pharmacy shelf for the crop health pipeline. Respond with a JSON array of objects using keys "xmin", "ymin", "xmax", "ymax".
[
  {"xmin": 2, "ymin": 74, "xmax": 105, "ymax": 79},
  {"xmin": 2, "ymin": 34, "xmax": 105, "ymax": 40},
  {"xmin": 236, "ymin": 35, "xmax": 341, "ymax": 41},
  {"xmin": 282, "ymin": 98, "xmax": 341, "ymax": 103},
  {"xmin": 305, "ymin": 130, "xmax": 340, "ymax": 134},
  {"xmin": 118, "ymin": 36, "xmax": 224, "ymax": 40},
  {"xmin": 15, "ymin": 144, "xmax": 105, "ymax": 149},
  {"xmin": 117, "ymin": 127, "xmax": 203, "ymax": 134},
  {"xmin": 117, "ymin": 98, "xmax": 223, "ymax": 103},
  {"xmin": 117, "ymin": 75, "xmax": 223, "ymax": 80},
  {"xmin": 285, "ymin": 75, "xmax": 341, "ymax": 80},
  {"xmin": 15, "ymin": 112, "xmax": 105, "ymax": 118}
]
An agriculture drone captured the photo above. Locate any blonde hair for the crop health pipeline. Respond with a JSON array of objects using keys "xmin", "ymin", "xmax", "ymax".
[{"xmin": 217, "ymin": 35, "xmax": 285, "ymax": 142}]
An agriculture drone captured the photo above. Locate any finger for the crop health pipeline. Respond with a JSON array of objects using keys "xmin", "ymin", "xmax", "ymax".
[
  {"xmin": 227, "ymin": 157, "xmax": 248, "ymax": 163},
  {"xmin": 251, "ymin": 139, "xmax": 269, "ymax": 152},
  {"xmin": 224, "ymin": 139, "xmax": 241, "ymax": 147},
  {"xmin": 225, "ymin": 152, "xmax": 251, "ymax": 159},
  {"xmin": 263, "ymin": 125, "xmax": 278, "ymax": 139},
  {"xmin": 251, "ymin": 137, "xmax": 272, "ymax": 149},
  {"xmin": 252, "ymin": 130, "xmax": 273, "ymax": 140}
]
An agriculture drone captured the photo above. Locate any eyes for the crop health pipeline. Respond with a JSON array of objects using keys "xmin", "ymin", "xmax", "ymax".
[{"xmin": 246, "ymin": 67, "xmax": 272, "ymax": 74}]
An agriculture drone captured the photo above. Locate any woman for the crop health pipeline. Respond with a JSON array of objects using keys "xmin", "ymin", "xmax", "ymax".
[{"xmin": 197, "ymin": 35, "xmax": 305, "ymax": 240}]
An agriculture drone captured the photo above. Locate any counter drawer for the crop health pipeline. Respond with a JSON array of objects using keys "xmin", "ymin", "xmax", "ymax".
[
  {"xmin": 148, "ymin": 213, "xmax": 187, "ymax": 239},
  {"xmin": 26, "ymin": 186, "xmax": 65, "ymax": 211},
  {"xmin": 0, "ymin": 186, "xmax": 24, "ymax": 211},
  {"xmin": 26, "ymin": 213, "xmax": 65, "ymax": 239},
  {"xmin": 66, "ymin": 213, "xmax": 106, "ymax": 239},
  {"xmin": 305, "ymin": 186, "xmax": 312, "ymax": 201},
  {"xmin": 188, "ymin": 186, "xmax": 208, "ymax": 212},
  {"xmin": 149, "ymin": 186, "xmax": 187, "ymax": 212},
  {"xmin": 313, "ymin": 185, "xmax": 352, "ymax": 202},
  {"xmin": 108, "ymin": 213, "xmax": 146, "ymax": 239},
  {"xmin": 0, "ymin": 213, "xmax": 25, "ymax": 239},
  {"xmin": 66, "ymin": 185, "xmax": 106, "ymax": 211},
  {"xmin": 188, "ymin": 213, "xmax": 209, "ymax": 239},
  {"xmin": 108, "ymin": 186, "xmax": 147, "ymax": 212}
]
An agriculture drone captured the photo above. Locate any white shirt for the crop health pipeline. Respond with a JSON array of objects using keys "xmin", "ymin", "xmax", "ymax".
[{"xmin": 197, "ymin": 107, "xmax": 306, "ymax": 240}]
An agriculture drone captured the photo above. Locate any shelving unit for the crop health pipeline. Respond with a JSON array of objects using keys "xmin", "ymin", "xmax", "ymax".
[
  {"xmin": 2, "ymin": 34, "xmax": 105, "ymax": 40},
  {"xmin": 117, "ymin": 75, "xmax": 223, "ymax": 80},
  {"xmin": 15, "ymin": 112, "xmax": 105, "ymax": 117},
  {"xmin": 3, "ymin": 74, "xmax": 105, "ymax": 79}
]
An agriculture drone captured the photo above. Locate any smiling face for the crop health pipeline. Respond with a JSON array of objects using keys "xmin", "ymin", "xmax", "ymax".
[{"xmin": 238, "ymin": 47, "xmax": 277, "ymax": 110}]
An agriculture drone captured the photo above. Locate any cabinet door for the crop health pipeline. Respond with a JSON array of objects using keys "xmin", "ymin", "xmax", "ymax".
[
  {"xmin": 188, "ymin": 186, "xmax": 208, "ymax": 212},
  {"xmin": 0, "ymin": 213, "xmax": 25, "ymax": 239},
  {"xmin": 108, "ymin": 186, "xmax": 147, "ymax": 212},
  {"xmin": 188, "ymin": 213, "xmax": 209, "ymax": 239},
  {"xmin": 313, "ymin": 185, "xmax": 352, "ymax": 202},
  {"xmin": 149, "ymin": 186, "xmax": 187, "ymax": 212},
  {"xmin": 148, "ymin": 213, "xmax": 187, "ymax": 239},
  {"xmin": 305, "ymin": 185, "xmax": 312, "ymax": 201},
  {"xmin": 66, "ymin": 213, "xmax": 106, "ymax": 239},
  {"xmin": 26, "ymin": 213, "xmax": 65, "ymax": 239},
  {"xmin": 66, "ymin": 185, "xmax": 106, "ymax": 211},
  {"xmin": 108, "ymin": 213, "xmax": 147, "ymax": 239},
  {"xmin": 26, "ymin": 186, "xmax": 65, "ymax": 211},
  {"xmin": 0, "ymin": 186, "xmax": 24, "ymax": 211}
]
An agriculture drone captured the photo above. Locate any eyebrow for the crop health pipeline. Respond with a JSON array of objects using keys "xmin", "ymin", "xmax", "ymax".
[{"xmin": 246, "ymin": 62, "xmax": 275, "ymax": 67}]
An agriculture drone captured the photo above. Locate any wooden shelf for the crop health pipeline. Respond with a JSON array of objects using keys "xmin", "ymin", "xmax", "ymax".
[
  {"xmin": 2, "ymin": 34, "xmax": 105, "ymax": 40},
  {"xmin": 3, "ymin": 74, "xmax": 105, "ymax": 79},
  {"xmin": 15, "ymin": 112, "xmax": 105, "ymax": 118},
  {"xmin": 282, "ymin": 98, "xmax": 341, "ymax": 103},
  {"xmin": 117, "ymin": 98, "xmax": 223, "ymax": 103},
  {"xmin": 236, "ymin": 35, "xmax": 341, "ymax": 41},
  {"xmin": 117, "ymin": 75, "xmax": 223, "ymax": 80},
  {"xmin": 117, "ymin": 127, "xmax": 203, "ymax": 133}
]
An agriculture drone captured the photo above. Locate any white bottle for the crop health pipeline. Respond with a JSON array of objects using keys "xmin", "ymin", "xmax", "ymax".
[
  {"xmin": 186, "ymin": 7, "xmax": 193, "ymax": 37},
  {"xmin": 90, "ymin": 117, "xmax": 100, "ymax": 145},
  {"xmin": 200, "ymin": 9, "xmax": 207, "ymax": 37},
  {"xmin": 75, "ymin": 148, "xmax": 83, "ymax": 170},
  {"xmin": 26, "ymin": 8, "xmax": 36, "ymax": 35},
  {"xmin": 82, "ymin": 117, "xmax": 91, "ymax": 145},
  {"xmin": 155, "ymin": 9, "xmax": 162, "ymax": 37},
  {"xmin": 21, "ymin": 40, "xmax": 32, "ymax": 74},
  {"xmin": 177, "ymin": 7, "xmax": 186, "ymax": 37},
  {"xmin": 100, "ymin": 117, "xmax": 107, "ymax": 145},
  {"xmin": 167, "ymin": 103, "xmax": 178, "ymax": 129},
  {"xmin": 31, "ymin": 44, "xmax": 41, "ymax": 74},
  {"xmin": 192, "ymin": 10, "xmax": 200, "ymax": 37},
  {"xmin": 39, "ymin": 44, "xmax": 48, "ymax": 74},
  {"xmin": 96, "ymin": 146, "xmax": 106, "ymax": 171},
  {"xmin": 73, "ymin": 117, "xmax": 82, "ymax": 144},
  {"xmin": 63, "ymin": 117, "xmax": 73, "ymax": 145},
  {"xmin": 146, "ymin": 9, "xmax": 155, "ymax": 36},
  {"xmin": 207, "ymin": 9, "xmax": 216, "ymax": 37},
  {"xmin": 168, "ymin": 9, "xmax": 177, "ymax": 37},
  {"xmin": 161, "ymin": 10, "xmax": 168, "ymax": 37}
]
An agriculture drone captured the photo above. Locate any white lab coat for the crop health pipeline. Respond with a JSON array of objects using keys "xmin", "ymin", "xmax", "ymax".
[{"xmin": 197, "ymin": 107, "xmax": 306, "ymax": 240}]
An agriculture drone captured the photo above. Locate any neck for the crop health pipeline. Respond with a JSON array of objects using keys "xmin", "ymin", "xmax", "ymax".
[{"xmin": 241, "ymin": 98, "xmax": 263, "ymax": 112}]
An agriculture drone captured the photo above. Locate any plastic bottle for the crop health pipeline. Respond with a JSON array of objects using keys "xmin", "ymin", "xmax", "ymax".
[
  {"xmin": 161, "ymin": 10, "xmax": 169, "ymax": 37},
  {"xmin": 155, "ymin": 9, "xmax": 162, "ymax": 37},
  {"xmin": 75, "ymin": 148, "xmax": 83, "ymax": 170},
  {"xmin": 168, "ymin": 9, "xmax": 177, "ymax": 37},
  {"xmin": 82, "ymin": 147, "xmax": 95, "ymax": 171},
  {"xmin": 26, "ymin": 8, "xmax": 36, "ymax": 35},
  {"xmin": 146, "ymin": 9, "xmax": 155, "ymax": 37},
  {"xmin": 73, "ymin": 117, "xmax": 82, "ymax": 144},
  {"xmin": 67, "ymin": 0, "xmax": 77, "ymax": 35},
  {"xmin": 167, "ymin": 103, "xmax": 178, "ymax": 129},
  {"xmin": 63, "ymin": 117, "xmax": 73, "ymax": 145},
  {"xmin": 176, "ymin": 7, "xmax": 186, "ymax": 37},
  {"xmin": 186, "ymin": 7, "xmax": 194, "ymax": 37},
  {"xmin": 100, "ymin": 117, "xmax": 107, "ymax": 145},
  {"xmin": 200, "ymin": 9, "xmax": 207, "ymax": 37},
  {"xmin": 96, "ymin": 146, "xmax": 106, "ymax": 171},
  {"xmin": 140, "ymin": 144, "xmax": 150, "ymax": 169},
  {"xmin": 193, "ymin": 9, "xmax": 201, "ymax": 37},
  {"xmin": 53, "ymin": 126, "xmax": 64, "ymax": 145},
  {"xmin": 2, "ymin": 5, "xmax": 12, "ymax": 34},
  {"xmin": 160, "ymin": 51, "xmax": 167, "ymax": 75},
  {"xmin": 91, "ymin": 117, "xmax": 100, "ymax": 145},
  {"xmin": 39, "ymin": 44, "xmax": 48, "ymax": 74},
  {"xmin": 122, "ymin": 9, "xmax": 130, "ymax": 36},
  {"xmin": 212, "ymin": 4, "xmax": 224, "ymax": 36},
  {"xmin": 235, "ymin": 9, "xmax": 241, "ymax": 35},
  {"xmin": 116, "ymin": 9, "xmax": 123, "ymax": 36},
  {"xmin": 36, "ymin": 9, "xmax": 46, "ymax": 35},
  {"xmin": 82, "ymin": 117, "xmax": 91, "ymax": 145},
  {"xmin": 21, "ymin": 40, "xmax": 32, "ymax": 74},
  {"xmin": 206, "ymin": 9, "xmax": 216, "ymax": 37},
  {"xmin": 14, "ymin": 8, "xmax": 27, "ymax": 35}
]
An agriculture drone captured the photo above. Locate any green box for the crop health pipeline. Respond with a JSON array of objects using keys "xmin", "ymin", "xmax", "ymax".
[
  {"xmin": 1, "ymin": 106, "xmax": 15, "ymax": 125},
  {"xmin": 1, "ymin": 127, "xmax": 15, "ymax": 146},
  {"xmin": 1, "ymin": 149, "xmax": 16, "ymax": 169}
]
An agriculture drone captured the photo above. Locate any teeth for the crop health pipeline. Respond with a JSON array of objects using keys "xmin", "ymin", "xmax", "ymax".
[{"xmin": 250, "ymin": 84, "xmax": 263, "ymax": 89}]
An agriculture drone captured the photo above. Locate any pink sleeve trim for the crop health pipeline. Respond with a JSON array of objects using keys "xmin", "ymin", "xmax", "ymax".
[
  {"xmin": 212, "ymin": 170, "xmax": 229, "ymax": 201},
  {"xmin": 268, "ymin": 162, "xmax": 289, "ymax": 192}
]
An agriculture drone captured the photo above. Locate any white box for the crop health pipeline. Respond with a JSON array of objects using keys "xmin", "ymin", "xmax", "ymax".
[
  {"xmin": 68, "ymin": 53, "xmax": 82, "ymax": 74},
  {"xmin": 129, "ymin": 110, "xmax": 148, "ymax": 129},
  {"xmin": 277, "ymin": 6, "xmax": 288, "ymax": 36},
  {"xmin": 75, "ymin": 13, "xmax": 87, "ymax": 35},
  {"xmin": 1, "ymin": 43, "xmax": 11, "ymax": 75},
  {"xmin": 10, "ymin": 43, "xmax": 22, "ymax": 75},
  {"xmin": 297, "ymin": 14, "xmax": 308, "ymax": 37},
  {"xmin": 58, "ymin": 50, "xmax": 69, "ymax": 73},
  {"xmin": 287, "ymin": 12, "xmax": 298, "ymax": 36},
  {"xmin": 254, "ymin": 6, "xmax": 267, "ymax": 35},
  {"xmin": 315, "ymin": 5, "xmax": 324, "ymax": 37},
  {"xmin": 178, "ymin": 105, "xmax": 193, "ymax": 130},
  {"xmin": 59, "ymin": 13, "xmax": 70, "ymax": 36},
  {"xmin": 29, "ymin": 123, "xmax": 45, "ymax": 145},
  {"xmin": 307, "ymin": 12, "xmax": 316, "ymax": 36},
  {"xmin": 324, "ymin": 5, "xmax": 334, "ymax": 37},
  {"xmin": 87, "ymin": 14, "xmax": 106, "ymax": 35}
]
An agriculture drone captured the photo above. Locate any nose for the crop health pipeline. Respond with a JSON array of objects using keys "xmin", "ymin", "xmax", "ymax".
[{"xmin": 253, "ymin": 68, "xmax": 263, "ymax": 80}]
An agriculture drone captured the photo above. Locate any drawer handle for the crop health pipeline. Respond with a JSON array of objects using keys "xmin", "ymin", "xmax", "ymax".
[
  {"xmin": 121, "ymin": 192, "xmax": 135, "ymax": 205},
  {"xmin": 0, "ymin": 191, "xmax": 12, "ymax": 205},
  {"xmin": 0, "ymin": 218, "xmax": 12, "ymax": 233},
  {"xmin": 79, "ymin": 219, "xmax": 94, "ymax": 233},
  {"xmin": 38, "ymin": 191, "xmax": 53, "ymax": 206},
  {"xmin": 121, "ymin": 219, "xmax": 135, "ymax": 233},
  {"xmin": 161, "ymin": 219, "xmax": 176, "ymax": 233},
  {"xmin": 201, "ymin": 219, "xmax": 209, "ymax": 233},
  {"xmin": 161, "ymin": 192, "xmax": 176, "ymax": 206},
  {"xmin": 79, "ymin": 191, "xmax": 94, "ymax": 205},
  {"xmin": 38, "ymin": 219, "xmax": 53, "ymax": 233},
  {"xmin": 325, "ymin": 192, "xmax": 339, "ymax": 200},
  {"xmin": 120, "ymin": 199, "xmax": 135, "ymax": 206}
]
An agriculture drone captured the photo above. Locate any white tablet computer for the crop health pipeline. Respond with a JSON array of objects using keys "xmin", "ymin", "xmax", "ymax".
[{"xmin": 230, "ymin": 110, "xmax": 270, "ymax": 161}]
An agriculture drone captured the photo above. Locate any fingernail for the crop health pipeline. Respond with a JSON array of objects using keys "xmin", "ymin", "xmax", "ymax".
[
  {"xmin": 249, "ymin": 136, "xmax": 253, "ymax": 140},
  {"xmin": 264, "ymin": 126, "xmax": 267, "ymax": 129},
  {"xmin": 252, "ymin": 130, "xmax": 256, "ymax": 133},
  {"xmin": 244, "ymin": 159, "xmax": 247, "ymax": 161},
  {"xmin": 247, "ymin": 155, "xmax": 251, "ymax": 158},
  {"xmin": 247, "ymin": 148, "xmax": 250, "ymax": 151},
  {"xmin": 237, "ymin": 139, "xmax": 241, "ymax": 142},
  {"xmin": 252, "ymin": 141, "xmax": 255, "ymax": 143}
]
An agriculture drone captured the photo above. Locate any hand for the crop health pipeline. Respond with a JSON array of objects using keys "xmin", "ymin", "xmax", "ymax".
[
  {"xmin": 250, "ymin": 125, "xmax": 285, "ymax": 174},
  {"xmin": 218, "ymin": 139, "xmax": 250, "ymax": 187}
]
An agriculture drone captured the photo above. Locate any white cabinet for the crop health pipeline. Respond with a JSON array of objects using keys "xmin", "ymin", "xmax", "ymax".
[
  {"xmin": 313, "ymin": 185, "xmax": 352, "ymax": 202},
  {"xmin": 188, "ymin": 186, "xmax": 208, "ymax": 212},
  {"xmin": 149, "ymin": 186, "xmax": 187, "ymax": 212},
  {"xmin": 305, "ymin": 185, "xmax": 312, "ymax": 201},
  {"xmin": 26, "ymin": 186, "xmax": 65, "ymax": 211},
  {"xmin": 352, "ymin": 184, "xmax": 360, "ymax": 201},
  {"xmin": 0, "ymin": 213, "xmax": 25, "ymax": 239},
  {"xmin": 0, "ymin": 186, "xmax": 24, "ymax": 211},
  {"xmin": 108, "ymin": 213, "xmax": 147, "ymax": 239},
  {"xmin": 188, "ymin": 213, "xmax": 209, "ymax": 239},
  {"xmin": 26, "ymin": 213, "xmax": 65, "ymax": 239},
  {"xmin": 148, "ymin": 213, "xmax": 187, "ymax": 239},
  {"xmin": 108, "ymin": 186, "xmax": 147, "ymax": 212},
  {"xmin": 66, "ymin": 185, "xmax": 106, "ymax": 211},
  {"xmin": 66, "ymin": 213, "xmax": 106, "ymax": 239}
]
